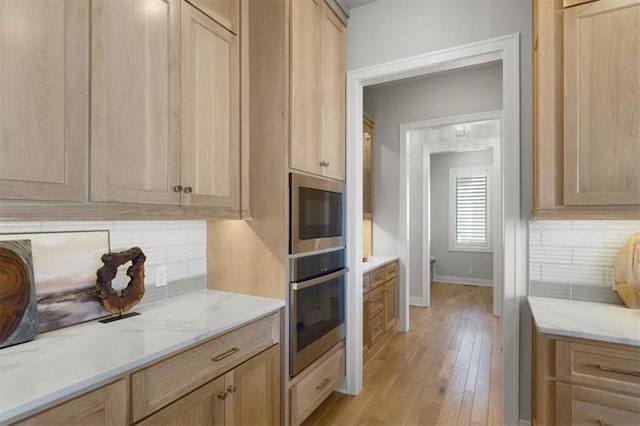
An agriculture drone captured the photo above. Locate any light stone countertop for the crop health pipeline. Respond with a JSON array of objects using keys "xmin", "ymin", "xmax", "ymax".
[
  {"xmin": 528, "ymin": 296, "xmax": 640, "ymax": 347},
  {"xmin": 362, "ymin": 255, "xmax": 398, "ymax": 274},
  {"xmin": 0, "ymin": 290, "xmax": 284, "ymax": 424}
]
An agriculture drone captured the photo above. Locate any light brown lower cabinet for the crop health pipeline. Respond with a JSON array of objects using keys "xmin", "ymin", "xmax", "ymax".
[
  {"xmin": 13, "ymin": 379, "xmax": 128, "ymax": 426},
  {"xmin": 363, "ymin": 261, "xmax": 398, "ymax": 359},
  {"xmin": 137, "ymin": 345, "xmax": 280, "ymax": 426},
  {"xmin": 533, "ymin": 327, "xmax": 640, "ymax": 425}
]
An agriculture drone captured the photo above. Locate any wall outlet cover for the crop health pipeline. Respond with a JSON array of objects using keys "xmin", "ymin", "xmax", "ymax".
[{"xmin": 156, "ymin": 266, "xmax": 167, "ymax": 287}]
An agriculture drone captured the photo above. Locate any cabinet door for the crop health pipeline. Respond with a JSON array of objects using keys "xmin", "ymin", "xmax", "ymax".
[
  {"xmin": 320, "ymin": 2, "xmax": 346, "ymax": 181},
  {"xmin": 363, "ymin": 115, "xmax": 373, "ymax": 217},
  {"xmin": 187, "ymin": 0, "xmax": 239, "ymax": 34},
  {"xmin": 0, "ymin": 0, "xmax": 87, "ymax": 202},
  {"xmin": 563, "ymin": 0, "xmax": 640, "ymax": 206},
  {"xmin": 363, "ymin": 293, "xmax": 369, "ymax": 354},
  {"xmin": 90, "ymin": 0, "xmax": 181, "ymax": 205},
  {"xmin": 181, "ymin": 1, "xmax": 240, "ymax": 209},
  {"xmin": 224, "ymin": 344, "xmax": 280, "ymax": 426},
  {"xmin": 137, "ymin": 377, "xmax": 226, "ymax": 426},
  {"xmin": 290, "ymin": 0, "xmax": 323, "ymax": 176},
  {"xmin": 15, "ymin": 380, "xmax": 127, "ymax": 426},
  {"xmin": 384, "ymin": 278, "xmax": 397, "ymax": 331}
]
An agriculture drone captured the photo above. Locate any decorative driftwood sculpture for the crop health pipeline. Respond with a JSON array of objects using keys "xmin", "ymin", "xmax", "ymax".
[
  {"xmin": 96, "ymin": 247, "xmax": 146, "ymax": 315},
  {"xmin": 614, "ymin": 232, "xmax": 640, "ymax": 309}
]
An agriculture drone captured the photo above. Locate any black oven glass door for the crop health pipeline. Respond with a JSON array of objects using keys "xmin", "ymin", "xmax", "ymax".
[
  {"xmin": 291, "ymin": 268, "xmax": 346, "ymax": 376},
  {"xmin": 298, "ymin": 187, "xmax": 343, "ymax": 240}
]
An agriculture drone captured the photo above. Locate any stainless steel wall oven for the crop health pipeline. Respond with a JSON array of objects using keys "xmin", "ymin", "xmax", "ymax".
[{"xmin": 289, "ymin": 249, "xmax": 346, "ymax": 376}]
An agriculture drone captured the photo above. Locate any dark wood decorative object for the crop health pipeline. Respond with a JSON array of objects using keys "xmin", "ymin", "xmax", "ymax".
[{"xmin": 96, "ymin": 247, "xmax": 146, "ymax": 315}]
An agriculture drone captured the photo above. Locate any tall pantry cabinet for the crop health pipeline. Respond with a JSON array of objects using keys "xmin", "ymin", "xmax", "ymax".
[{"xmin": 533, "ymin": 0, "xmax": 640, "ymax": 219}]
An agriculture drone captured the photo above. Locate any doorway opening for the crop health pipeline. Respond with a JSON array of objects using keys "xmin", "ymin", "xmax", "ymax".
[
  {"xmin": 344, "ymin": 34, "xmax": 525, "ymax": 425},
  {"xmin": 403, "ymin": 113, "xmax": 501, "ymax": 315}
]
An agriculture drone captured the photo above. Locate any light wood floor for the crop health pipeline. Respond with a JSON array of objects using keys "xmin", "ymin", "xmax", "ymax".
[{"xmin": 302, "ymin": 282, "xmax": 503, "ymax": 426}]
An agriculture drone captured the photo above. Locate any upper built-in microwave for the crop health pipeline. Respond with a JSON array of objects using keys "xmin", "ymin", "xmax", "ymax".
[{"xmin": 290, "ymin": 173, "xmax": 345, "ymax": 254}]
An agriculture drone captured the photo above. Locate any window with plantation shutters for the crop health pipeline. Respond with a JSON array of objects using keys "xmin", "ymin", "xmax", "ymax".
[{"xmin": 449, "ymin": 167, "xmax": 491, "ymax": 252}]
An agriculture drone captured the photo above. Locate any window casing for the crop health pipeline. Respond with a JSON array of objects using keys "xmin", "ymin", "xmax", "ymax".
[{"xmin": 448, "ymin": 167, "xmax": 491, "ymax": 252}]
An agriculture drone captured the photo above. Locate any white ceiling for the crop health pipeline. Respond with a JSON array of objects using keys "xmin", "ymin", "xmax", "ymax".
[{"xmin": 343, "ymin": 0, "xmax": 378, "ymax": 10}]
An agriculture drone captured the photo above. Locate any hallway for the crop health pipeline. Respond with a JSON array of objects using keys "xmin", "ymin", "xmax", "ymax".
[{"xmin": 303, "ymin": 282, "xmax": 503, "ymax": 425}]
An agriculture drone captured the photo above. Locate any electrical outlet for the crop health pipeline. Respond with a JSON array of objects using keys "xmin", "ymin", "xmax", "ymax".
[
  {"xmin": 612, "ymin": 272, "xmax": 616, "ymax": 291},
  {"xmin": 156, "ymin": 266, "xmax": 167, "ymax": 287},
  {"xmin": 467, "ymin": 267, "xmax": 473, "ymax": 275}
]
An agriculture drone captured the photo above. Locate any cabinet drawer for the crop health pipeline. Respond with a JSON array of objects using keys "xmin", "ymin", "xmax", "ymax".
[
  {"xmin": 384, "ymin": 261, "xmax": 397, "ymax": 281},
  {"xmin": 556, "ymin": 382, "xmax": 640, "ymax": 425},
  {"xmin": 290, "ymin": 341, "xmax": 345, "ymax": 426},
  {"xmin": 367, "ymin": 285, "xmax": 384, "ymax": 319},
  {"xmin": 556, "ymin": 340, "xmax": 640, "ymax": 396},
  {"xmin": 369, "ymin": 311, "xmax": 385, "ymax": 348},
  {"xmin": 363, "ymin": 272, "xmax": 370, "ymax": 294},
  {"xmin": 131, "ymin": 312, "xmax": 279, "ymax": 422},
  {"xmin": 370, "ymin": 267, "xmax": 385, "ymax": 289}
]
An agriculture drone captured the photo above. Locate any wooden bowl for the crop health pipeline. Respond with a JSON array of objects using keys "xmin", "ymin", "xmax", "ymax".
[{"xmin": 614, "ymin": 232, "xmax": 640, "ymax": 309}]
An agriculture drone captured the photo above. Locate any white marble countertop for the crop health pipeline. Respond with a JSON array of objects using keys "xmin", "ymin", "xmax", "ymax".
[
  {"xmin": 528, "ymin": 296, "xmax": 640, "ymax": 347},
  {"xmin": 0, "ymin": 290, "xmax": 284, "ymax": 424},
  {"xmin": 362, "ymin": 255, "xmax": 398, "ymax": 274}
]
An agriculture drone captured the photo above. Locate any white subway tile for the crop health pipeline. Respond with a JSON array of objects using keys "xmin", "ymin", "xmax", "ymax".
[
  {"xmin": 541, "ymin": 229, "xmax": 605, "ymax": 248},
  {"xmin": 0, "ymin": 222, "xmax": 43, "ymax": 233},
  {"xmin": 188, "ymin": 258, "xmax": 206, "ymax": 277},
  {"xmin": 529, "ymin": 220, "xmax": 573, "ymax": 231},
  {"xmin": 573, "ymin": 247, "xmax": 618, "ymax": 267},
  {"xmin": 109, "ymin": 232, "xmax": 143, "ymax": 251},
  {"xmin": 541, "ymin": 264, "xmax": 603, "ymax": 285},
  {"xmin": 603, "ymin": 268, "xmax": 614, "ymax": 289},
  {"xmin": 529, "ymin": 263, "xmax": 541, "ymax": 281},
  {"xmin": 530, "ymin": 246, "xmax": 572, "ymax": 265},
  {"xmin": 573, "ymin": 220, "xmax": 640, "ymax": 230},
  {"xmin": 188, "ymin": 228, "xmax": 207, "ymax": 244},
  {"xmin": 529, "ymin": 229, "xmax": 541, "ymax": 246},
  {"xmin": 142, "ymin": 229, "xmax": 188, "ymax": 247},
  {"xmin": 606, "ymin": 229, "xmax": 639, "ymax": 248},
  {"xmin": 167, "ymin": 262, "xmax": 188, "ymax": 282}
]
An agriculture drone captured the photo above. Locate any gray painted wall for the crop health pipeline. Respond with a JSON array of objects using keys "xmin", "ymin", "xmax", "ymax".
[
  {"xmin": 364, "ymin": 62, "xmax": 503, "ymax": 259},
  {"xmin": 351, "ymin": 0, "xmax": 532, "ymax": 419},
  {"xmin": 430, "ymin": 150, "xmax": 494, "ymax": 281}
]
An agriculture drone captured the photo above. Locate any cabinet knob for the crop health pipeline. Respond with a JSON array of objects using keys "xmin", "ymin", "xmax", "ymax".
[
  {"xmin": 184, "ymin": 186, "xmax": 193, "ymax": 194},
  {"xmin": 319, "ymin": 161, "xmax": 330, "ymax": 167},
  {"xmin": 227, "ymin": 385, "xmax": 237, "ymax": 393},
  {"xmin": 173, "ymin": 185, "xmax": 183, "ymax": 193},
  {"xmin": 217, "ymin": 391, "xmax": 228, "ymax": 400}
]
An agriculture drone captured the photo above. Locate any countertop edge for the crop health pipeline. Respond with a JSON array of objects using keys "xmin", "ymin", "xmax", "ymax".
[
  {"xmin": 362, "ymin": 256, "xmax": 398, "ymax": 274},
  {"xmin": 0, "ymin": 294, "xmax": 284, "ymax": 424},
  {"xmin": 528, "ymin": 296, "xmax": 640, "ymax": 348}
]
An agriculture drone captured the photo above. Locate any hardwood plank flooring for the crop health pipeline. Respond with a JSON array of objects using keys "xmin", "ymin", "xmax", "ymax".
[{"xmin": 302, "ymin": 282, "xmax": 503, "ymax": 426}]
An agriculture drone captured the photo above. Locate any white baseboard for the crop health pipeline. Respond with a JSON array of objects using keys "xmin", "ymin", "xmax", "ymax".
[
  {"xmin": 519, "ymin": 420, "xmax": 531, "ymax": 426},
  {"xmin": 433, "ymin": 275, "xmax": 494, "ymax": 287},
  {"xmin": 409, "ymin": 296, "xmax": 427, "ymax": 306}
]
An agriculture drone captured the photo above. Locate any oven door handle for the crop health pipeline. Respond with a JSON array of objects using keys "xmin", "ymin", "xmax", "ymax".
[{"xmin": 291, "ymin": 268, "xmax": 348, "ymax": 290}]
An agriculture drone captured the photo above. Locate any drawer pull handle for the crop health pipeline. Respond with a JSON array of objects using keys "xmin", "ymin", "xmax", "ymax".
[
  {"xmin": 217, "ymin": 391, "xmax": 228, "ymax": 400},
  {"xmin": 316, "ymin": 378, "xmax": 331, "ymax": 390},
  {"xmin": 227, "ymin": 385, "xmax": 237, "ymax": 393},
  {"xmin": 597, "ymin": 364, "xmax": 640, "ymax": 377},
  {"xmin": 212, "ymin": 347, "xmax": 240, "ymax": 362},
  {"xmin": 598, "ymin": 420, "xmax": 611, "ymax": 426}
]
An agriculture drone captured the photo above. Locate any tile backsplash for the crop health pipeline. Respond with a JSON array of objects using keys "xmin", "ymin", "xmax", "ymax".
[
  {"xmin": 0, "ymin": 221, "xmax": 207, "ymax": 306},
  {"xmin": 529, "ymin": 220, "xmax": 640, "ymax": 304}
]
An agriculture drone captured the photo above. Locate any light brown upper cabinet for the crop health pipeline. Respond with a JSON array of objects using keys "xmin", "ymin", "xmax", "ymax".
[
  {"xmin": 0, "ymin": 0, "xmax": 88, "ymax": 202},
  {"xmin": 290, "ymin": 0, "xmax": 346, "ymax": 182},
  {"xmin": 533, "ymin": 0, "xmax": 640, "ymax": 218},
  {"xmin": 187, "ymin": 0, "xmax": 239, "ymax": 34},
  {"xmin": 90, "ymin": 0, "xmax": 181, "ymax": 206},
  {"xmin": 363, "ymin": 114, "xmax": 374, "ymax": 218},
  {"xmin": 181, "ymin": 0, "xmax": 240, "ymax": 209}
]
